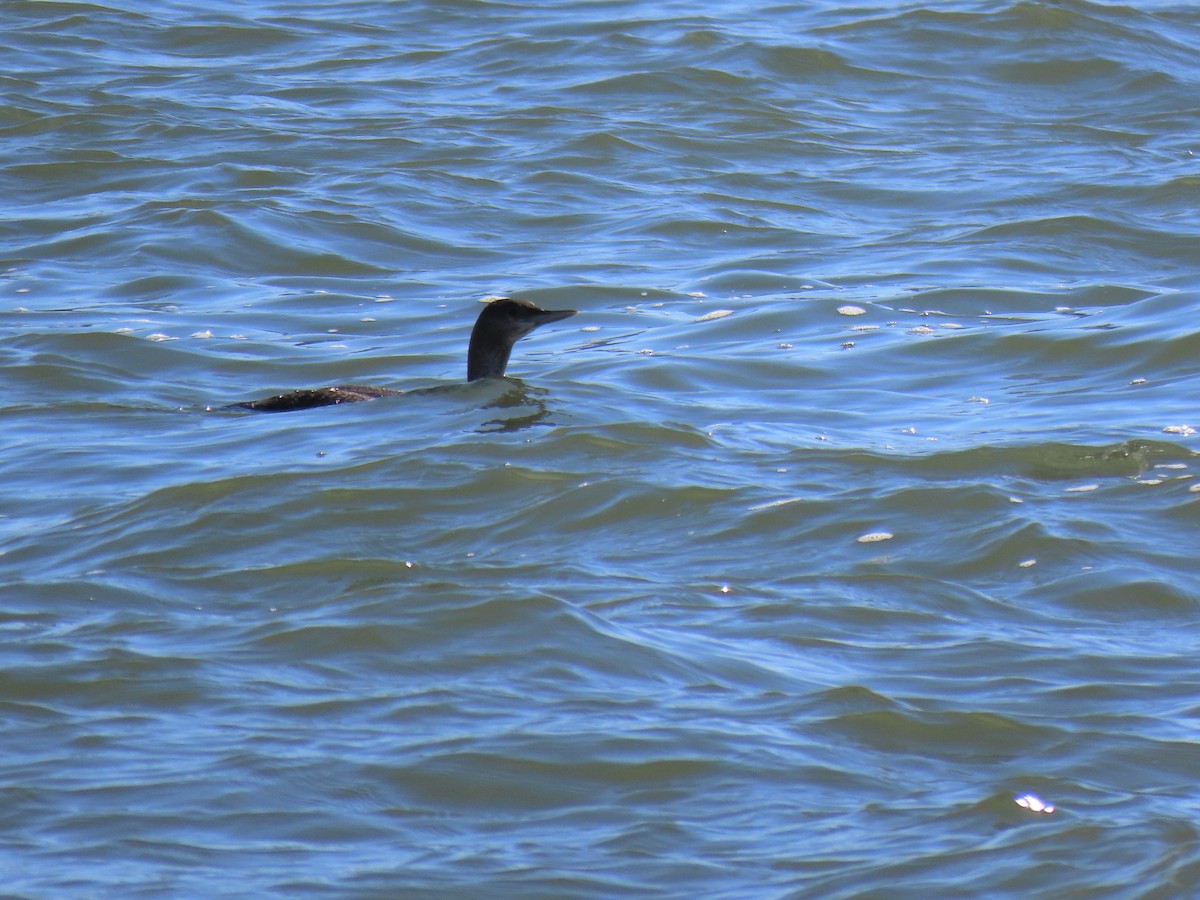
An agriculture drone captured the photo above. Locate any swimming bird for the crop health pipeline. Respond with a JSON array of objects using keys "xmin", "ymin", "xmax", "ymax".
[{"xmin": 232, "ymin": 297, "xmax": 577, "ymax": 413}]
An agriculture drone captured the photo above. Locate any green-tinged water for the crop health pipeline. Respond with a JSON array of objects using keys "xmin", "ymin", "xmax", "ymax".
[{"xmin": 3, "ymin": 0, "xmax": 1199, "ymax": 895}]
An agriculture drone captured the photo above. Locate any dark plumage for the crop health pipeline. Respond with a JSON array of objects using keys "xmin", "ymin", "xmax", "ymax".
[{"xmin": 232, "ymin": 297, "xmax": 576, "ymax": 413}]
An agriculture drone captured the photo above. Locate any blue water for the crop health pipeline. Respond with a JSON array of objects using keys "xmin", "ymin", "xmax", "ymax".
[{"xmin": 3, "ymin": 0, "xmax": 1200, "ymax": 895}]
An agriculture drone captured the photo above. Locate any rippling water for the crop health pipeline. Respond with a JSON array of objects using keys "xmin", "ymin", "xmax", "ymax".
[{"xmin": 3, "ymin": 0, "xmax": 1200, "ymax": 895}]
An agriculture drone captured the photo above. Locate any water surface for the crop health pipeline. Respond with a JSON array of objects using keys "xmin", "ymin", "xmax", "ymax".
[{"xmin": 3, "ymin": 0, "xmax": 1200, "ymax": 895}]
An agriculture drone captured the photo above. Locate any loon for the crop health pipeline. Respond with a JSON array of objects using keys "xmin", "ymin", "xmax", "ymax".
[{"xmin": 233, "ymin": 297, "xmax": 576, "ymax": 413}]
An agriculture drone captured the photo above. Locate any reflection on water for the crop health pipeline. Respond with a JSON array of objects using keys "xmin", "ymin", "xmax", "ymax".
[{"xmin": 478, "ymin": 380, "xmax": 557, "ymax": 433}]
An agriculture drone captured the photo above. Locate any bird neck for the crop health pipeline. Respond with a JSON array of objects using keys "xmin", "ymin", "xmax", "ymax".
[{"xmin": 467, "ymin": 329, "xmax": 514, "ymax": 381}]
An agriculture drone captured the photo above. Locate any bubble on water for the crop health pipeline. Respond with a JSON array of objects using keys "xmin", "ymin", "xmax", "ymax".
[
  {"xmin": 1014, "ymin": 793, "xmax": 1055, "ymax": 814},
  {"xmin": 695, "ymin": 309, "xmax": 734, "ymax": 322},
  {"xmin": 1163, "ymin": 424, "xmax": 1195, "ymax": 436},
  {"xmin": 1065, "ymin": 484, "xmax": 1098, "ymax": 493},
  {"xmin": 837, "ymin": 305, "xmax": 866, "ymax": 316}
]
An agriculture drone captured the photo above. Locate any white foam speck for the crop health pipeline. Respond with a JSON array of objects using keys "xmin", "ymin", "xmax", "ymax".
[
  {"xmin": 748, "ymin": 497, "xmax": 804, "ymax": 511},
  {"xmin": 856, "ymin": 531, "xmax": 894, "ymax": 544}
]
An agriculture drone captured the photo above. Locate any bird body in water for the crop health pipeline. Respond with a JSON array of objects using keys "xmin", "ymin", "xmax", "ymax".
[{"xmin": 233, "ymin": 297, "xmax": 576, "ymax": 413}]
